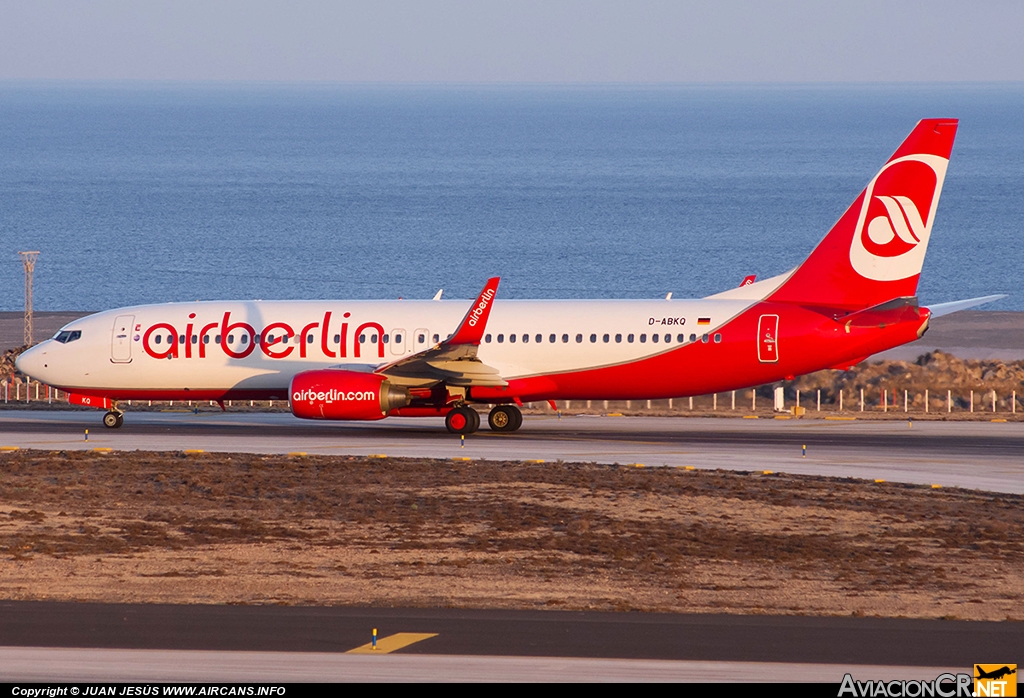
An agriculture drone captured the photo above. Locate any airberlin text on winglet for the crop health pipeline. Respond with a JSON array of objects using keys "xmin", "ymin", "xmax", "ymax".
[{"xmin": 467, "ymin": 288, "xmax": 495, "ymax": 328}]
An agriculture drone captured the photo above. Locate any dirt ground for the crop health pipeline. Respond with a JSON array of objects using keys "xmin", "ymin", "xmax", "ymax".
[{"xmin": 0, "ymin": 449, "xmax": 1021, "ymax": 620}]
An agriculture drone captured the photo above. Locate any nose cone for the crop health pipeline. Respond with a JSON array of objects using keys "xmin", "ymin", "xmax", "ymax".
[{"xmin": 15, "ymin": 344, "xmax": 47, "ymax": 381}]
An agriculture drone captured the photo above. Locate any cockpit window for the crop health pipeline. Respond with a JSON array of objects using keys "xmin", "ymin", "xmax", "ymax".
[{"xmin": 54, "ymin": 330, "xmax": 81, "ymax": 344}]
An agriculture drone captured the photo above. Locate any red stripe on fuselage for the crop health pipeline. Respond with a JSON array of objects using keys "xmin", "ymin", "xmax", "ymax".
[{"xmin": 470, "ymin": 300, "xmax": 928, "ymax": 402}]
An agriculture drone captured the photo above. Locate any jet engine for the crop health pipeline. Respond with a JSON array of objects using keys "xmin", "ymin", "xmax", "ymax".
[{"xmin": 289, "ymin": 369, "xmax": 411, "ymax": 421}]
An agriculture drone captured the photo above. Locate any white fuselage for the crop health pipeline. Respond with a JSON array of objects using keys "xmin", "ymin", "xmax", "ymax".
[{"xmin": 19, "ymin": 298, "xmax": 751, "ymax": 399}]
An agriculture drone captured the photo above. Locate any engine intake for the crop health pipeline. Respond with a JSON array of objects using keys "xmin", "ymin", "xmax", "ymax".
[{"xmin": 290, "ymin": 370, "xmax": 410, "ymax": 421}]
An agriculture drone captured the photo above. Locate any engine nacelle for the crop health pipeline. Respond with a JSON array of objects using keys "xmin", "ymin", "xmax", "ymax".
[{"xmin": 289, "ymin": 370, "xmax": 410, "ymax": 421}]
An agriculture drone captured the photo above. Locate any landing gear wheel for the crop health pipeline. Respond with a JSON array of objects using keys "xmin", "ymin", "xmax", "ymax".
[
  {"xmin": 445, "ymin": 406, "xmax": 480, "ymax": 435},
  {"xmin": 103, "ymin": 411, "xmax": 124, "ymax": 429},
  {"xmin": 488, "ymin": 404, "xmax": 523, "ymax": 433}
]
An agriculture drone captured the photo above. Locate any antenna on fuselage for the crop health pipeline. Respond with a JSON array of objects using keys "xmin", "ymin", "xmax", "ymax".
[
  {"xmin": 433, "ymin": 289, "xmax": 443, "ymax": 301},
  {"xmin": 665, "ymin": 292, "xmax": 672, "ymax": 301}
]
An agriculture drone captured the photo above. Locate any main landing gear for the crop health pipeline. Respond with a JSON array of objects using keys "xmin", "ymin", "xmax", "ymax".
[
  {"xmin": 487, "ymin": 404, "xmax": 522, "ymax": 433},
  {"xmin": 444, "ymin": 404, "xmax": 523, "ymax": 434},
  {"xmin": 102, "ymin": 409, "xmax": 124, "ymax": 429},
  {"xmin": 445, "ymin": 406, "xmax": 480, "ymax": 434}
]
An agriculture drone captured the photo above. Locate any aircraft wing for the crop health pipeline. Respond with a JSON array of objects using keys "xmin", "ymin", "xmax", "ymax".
[{"xmin": 376, "ymin": 277, "xmax": 508, "ymax": 387}]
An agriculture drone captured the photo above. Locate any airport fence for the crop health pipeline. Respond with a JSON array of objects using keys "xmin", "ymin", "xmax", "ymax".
[{"xmin": 2, "ymin": 375, "xmax": 1020, "ymax": 417}]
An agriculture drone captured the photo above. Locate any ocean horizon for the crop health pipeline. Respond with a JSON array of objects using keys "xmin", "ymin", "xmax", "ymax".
[{"xmin": 2, "ymin": 82, "xmax": 1021, "ymax": 312}]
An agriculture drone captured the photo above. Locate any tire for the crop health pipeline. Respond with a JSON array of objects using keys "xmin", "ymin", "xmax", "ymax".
[
  {"xmin": 103, "ymin": 411, "xmax": 123, "ymax": 429},
  {"xmin": 446, "ymin": 406, "xmax": 479, "ymax": 435},
  {"xmin": 488, "ymin": 404, "xmax": 522, "ymax": 433}
]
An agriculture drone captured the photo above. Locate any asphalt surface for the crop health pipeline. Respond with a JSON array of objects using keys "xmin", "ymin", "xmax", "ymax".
[
  {"xmin": 2, "ymin": 411, "xmax": 1021, "ymax": 681},
  {"xmin": 1, "ymin": 410, "xmax": 1023, "ymax": 493},
  {"xmin": 0, "ymin": 601, "xmax": 1016, "ymax": 666}
]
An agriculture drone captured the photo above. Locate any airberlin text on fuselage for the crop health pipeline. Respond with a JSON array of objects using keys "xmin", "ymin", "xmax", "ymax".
[{"xmin": 141, "ymin": 311, "xmax": 387, "ymax": 361}]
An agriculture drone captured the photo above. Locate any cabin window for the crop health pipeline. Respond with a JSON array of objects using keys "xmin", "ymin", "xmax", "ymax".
[
  {"xmin": 370, "ymin": 334, "xmax": 378, "ymax": 343},
  {"xmin": 420, "ymin": 333, "xmax": 428, "ymax": 343},
  {"xmin": 509, "ymin": 334, "xmax": 517, "ymax": 343},
  {"xmin": 714, "ymin": 333, "xmax": 722, "ymax": 343},
  {"xmin": 203, "ymin": 335, "xmax": 210, "ymax": 344},
  {"xmin": 615, "ymin": 333, "xmax": 622, "ymax": 343},
  {"xmin": 240, "ymin": 335, "xmax": 248, "ymax": 345},
  {"xmin": 433, "ymin": 334, "xmax": 440, "ymax": 343},
  {"xmin": 522, "ymin": 334, "xmax": 528, "ymax": 343},
  {"xmin": 549, "ymin": 334, "xmax": 556, "ymax": 343},
  {"xmin": 306, "ymin": 335, "xmax": 313, "ymax": 344},
  {"xmin": 575, "ymin": 333, "xmax": 583, "ymax": 343},
  {"xmin": 640, "ymin": 334, "xmax": 647, "ymax": 343},
  {"xmin": 702, "ymin": 334, "xmax": 709, "ymax": 343},
  {"xmin": 266, "ymin": 334, "xmax": 275, "ymax": 344},
  {"xmin": 179, "ymin": 335, "xmax": 185, "ymax": 345},
  {"xmin": 383, "ymin": 334, "xmax": 389, "ymax": 344},
  {"xmin": 216, "ymin": 335, "xmax": 222, "ymax": 344},
  {"xmin": 677, "ymin": 334, "xmax": 684, "ymax": 343},
  {"xmin": 603, "ymin": 334, "xmax": 609, "ymax": 343},
  {"xmin": 562, "ymin": 334, "xmax": 569, "ymax": 343},
  {"xmin": 535, "ymin": 334, "xmax": 542, "ymax": 343},
  {"xmin": 154, "ymin": 335, "xmax": 162, "ymax": 345},
  {"xmin": 358, "ymin": 334, "xmax": 365, "ymax": 343},
  {"xmin": 627, "ymin": 334, "xmax": 634, "ymax": 343},
  {"xmin": 497, "ymin": 334, "xmax": 504, "ymax": 343},
  {"xmin": 333, "ymin": 334, "xmax": 340, "ymax": 343},
  {"xmin": 652, "ymin": 334, "xmax": 659, "ymax": 343},
  {"xmin": 395, "ymin": 333, "xmax": 402, "ymax": 344},
  {"xmin": 590, "ymin": 334, "xmax": 597, "ymax": 343},
  {"xmin": 689, "ymin": 333, "xmax": 696, "ymax": 342},
  {"xmin": 484, "ymin": 334, "xmax": 491, "ymax": 343}
]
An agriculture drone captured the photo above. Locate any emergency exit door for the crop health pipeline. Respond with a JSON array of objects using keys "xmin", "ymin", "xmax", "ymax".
[{"xmin": 757, "ymin": 314, "xmax": 779, "ymax": 363}]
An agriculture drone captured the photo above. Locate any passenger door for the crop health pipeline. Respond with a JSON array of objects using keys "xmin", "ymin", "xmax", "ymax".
[{"xmin": 111, "ymin": 314, "xmax": 135, "ymax": 363}]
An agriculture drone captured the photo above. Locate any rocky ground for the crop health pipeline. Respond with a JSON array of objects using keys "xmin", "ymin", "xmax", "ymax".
[{"xmin": 1, "ymin": 450, "xmax": 1021, "ymax": 619}]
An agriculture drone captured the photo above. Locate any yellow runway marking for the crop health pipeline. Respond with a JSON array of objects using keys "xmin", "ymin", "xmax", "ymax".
[{"xmin": 346, "ymin": 632, "xmax": 438, "ymax": 654}]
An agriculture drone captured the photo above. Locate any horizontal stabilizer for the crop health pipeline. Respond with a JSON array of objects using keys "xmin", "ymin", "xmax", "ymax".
[{"xmin": 926, "ymin": 294, "xmax": 1007, "ymax": 318}]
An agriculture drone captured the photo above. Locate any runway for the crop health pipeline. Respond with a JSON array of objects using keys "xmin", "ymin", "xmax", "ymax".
[
  {"xmin": 1, "ymin": 409, "xmax": 1023, "ymax": 493},
  {"xmin": 2, "ymin": 410, "xmax": 1021, "ymax": 681},
  {"xmin": 2, "ymin": 602, "xmax": 1008, "ymax": 682}
]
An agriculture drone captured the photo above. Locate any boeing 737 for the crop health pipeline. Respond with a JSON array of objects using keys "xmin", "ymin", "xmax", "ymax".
[{"xmin": 15, "ymin": 119, "xmax": 1003, "ymax": 434}]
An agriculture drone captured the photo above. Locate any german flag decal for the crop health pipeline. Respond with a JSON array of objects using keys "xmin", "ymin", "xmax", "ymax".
[{"xmin": 697, "ymin": 317, "xmax": 711, "ymax": 326}]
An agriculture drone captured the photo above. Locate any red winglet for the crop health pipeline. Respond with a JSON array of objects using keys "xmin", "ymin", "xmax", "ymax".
[{"xmin": 446, "ymin": 277, "xmax": 500, "ymax": 346}]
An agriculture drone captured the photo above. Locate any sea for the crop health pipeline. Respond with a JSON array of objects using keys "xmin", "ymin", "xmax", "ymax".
[{"xmin": 1, "ymin": 83, "xmax": 1022, "ymax": 312}]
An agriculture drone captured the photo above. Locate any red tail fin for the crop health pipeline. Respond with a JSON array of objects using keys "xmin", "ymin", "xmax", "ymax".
[{"xmin": 768, "ymin": 119, "xmax": 958, "ymax": 310}]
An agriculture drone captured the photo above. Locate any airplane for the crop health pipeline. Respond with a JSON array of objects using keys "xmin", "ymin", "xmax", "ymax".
[{"xmin": 15, "ymin": 119, "xmax": 1006, "ymax": 434}]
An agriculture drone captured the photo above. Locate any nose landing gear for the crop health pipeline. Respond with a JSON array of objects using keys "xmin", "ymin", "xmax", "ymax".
[{"xmin": 102, "ymin": 409, "xmax": 124, "ymax": 429}]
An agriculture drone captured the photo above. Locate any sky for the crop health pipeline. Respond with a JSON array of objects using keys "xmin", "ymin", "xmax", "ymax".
[{"xmin": 1, "ymin": 0, "xmax": 1022, "ymax": 83}]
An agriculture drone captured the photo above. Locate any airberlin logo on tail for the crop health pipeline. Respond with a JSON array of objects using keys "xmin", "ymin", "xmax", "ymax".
[
  {"xmin": 866, "ymin": 196, "xmax": 926, "ymax": 255},
  {"xmin": 849, "ymin": 154, "xmax": 948, "ymax": 282},
  {"xmin": 467, "ymin": 288, "xmax": 495, "ymax": 327}
]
